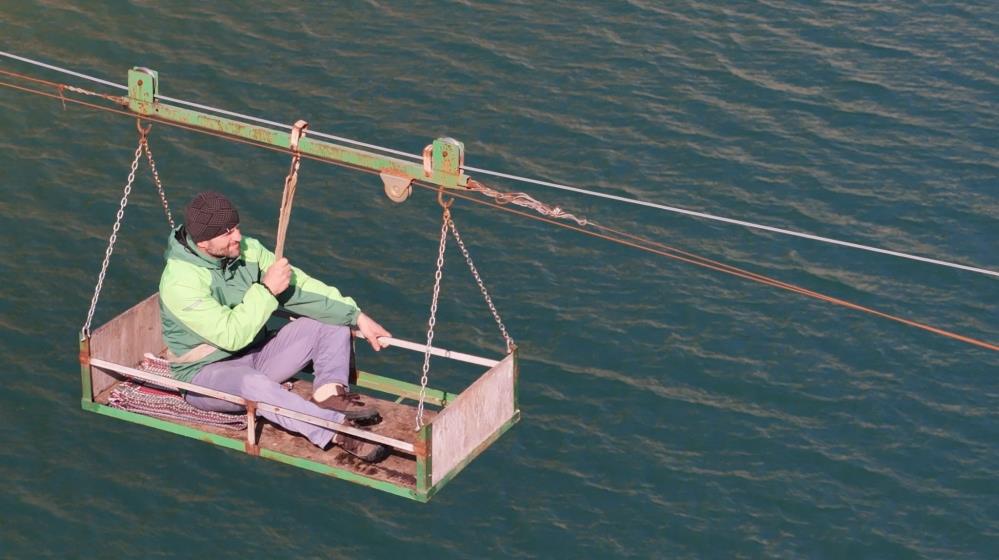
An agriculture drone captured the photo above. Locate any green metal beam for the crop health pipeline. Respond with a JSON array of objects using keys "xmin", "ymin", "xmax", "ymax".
[{"xmin": 127, "ymin": 68, "xmax": 468, "ymax": 190}]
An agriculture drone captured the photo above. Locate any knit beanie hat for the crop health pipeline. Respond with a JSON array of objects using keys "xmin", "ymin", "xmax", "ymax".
[{"xmin": 185, "ymin": 191, "xmax": 240, "ymax": 242}]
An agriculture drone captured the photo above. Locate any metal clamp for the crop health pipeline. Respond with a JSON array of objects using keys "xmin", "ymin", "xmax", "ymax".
[{"xmin": 289, "ymin": 119, "xmax": 308, "ymax": 152}]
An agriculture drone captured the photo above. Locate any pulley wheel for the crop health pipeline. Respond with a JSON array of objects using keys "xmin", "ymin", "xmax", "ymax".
[{"xmin": 380, "ymin": 169, "xmax": 413, "ymax": 203}]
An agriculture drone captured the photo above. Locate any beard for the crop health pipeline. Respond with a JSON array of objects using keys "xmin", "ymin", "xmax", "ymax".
[{"xmin": 202, "ymin": 241, "xmax": 240, "ymax": 259}]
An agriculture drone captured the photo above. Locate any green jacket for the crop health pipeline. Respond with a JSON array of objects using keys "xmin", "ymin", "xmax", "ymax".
[{"xmin": 159, "ymin": 226, "xmax": 360, "ymax": 382}]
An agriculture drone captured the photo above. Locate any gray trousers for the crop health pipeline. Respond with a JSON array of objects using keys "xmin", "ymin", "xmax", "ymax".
[{"xmin": 186, "ymin": 318, "xmax": 349, "ymax": 448}]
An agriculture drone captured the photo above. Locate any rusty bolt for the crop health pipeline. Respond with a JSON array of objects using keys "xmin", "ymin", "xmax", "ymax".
[{"xmin": 137, "ymin": 79, "xmax": 143, "ymax": 86}]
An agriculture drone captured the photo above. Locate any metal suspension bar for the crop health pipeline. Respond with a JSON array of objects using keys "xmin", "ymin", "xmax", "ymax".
[{"xmin": 126, "ymin": 68, "xmax": 469, "ymax": 191}]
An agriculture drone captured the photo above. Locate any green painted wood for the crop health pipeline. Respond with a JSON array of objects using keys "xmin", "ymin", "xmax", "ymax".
[
  {"xmin": 415, "ymin": 424, "xmax": 432, "ymax": 496},
  {"xmin": 257, "ymin": 448, "xmax": 421, "ymax": 501},
  {"xmin": 79, "ymin": 337, "xmax": 93, "ymax": 402},
  {"xmin": 83, "ymin": 402, "xmax": 424, "ymax": 501},
  {"xmin": 126, "ymin": 68, "xmax": 468, "ymax": 190},
  {"xmin": 86, "ymin": 401, "xmax": 246, "ymax": 452},
  {"xmin": 355, "ymin": 370, "xmax": 452, "ymax": 406}
]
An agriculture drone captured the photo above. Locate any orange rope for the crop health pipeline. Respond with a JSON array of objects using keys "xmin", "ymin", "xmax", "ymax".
[
  {"xmin": 2, "ymin": 76, "xmax": 995, "ymax": 352},
  {"xmin": 413, "ymin": 184, "xmax": 999, "ymax": 353},
  {"xmin": 0, "ymin": 68, "xmax": 127, "ymax": 103}
]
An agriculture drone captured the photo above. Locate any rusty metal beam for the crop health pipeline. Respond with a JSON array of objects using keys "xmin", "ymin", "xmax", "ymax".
[{"xmin": 127, "ymin": 68, "xmax": 468, "ymax": 192}]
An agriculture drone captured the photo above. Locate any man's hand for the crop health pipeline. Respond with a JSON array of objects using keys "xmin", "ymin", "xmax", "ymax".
[
  {"xmin": 356, "ymin": 312, "xmax": 391, "ymax": 351},
  {"xmin": 262, "ymin": 257, "xmax": 292, "ymax": 296}
]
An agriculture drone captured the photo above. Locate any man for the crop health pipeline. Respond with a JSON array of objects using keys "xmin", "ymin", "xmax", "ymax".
[{"xmin": 158, "ymin": 191, "xmax": 391, "ymax": 462}]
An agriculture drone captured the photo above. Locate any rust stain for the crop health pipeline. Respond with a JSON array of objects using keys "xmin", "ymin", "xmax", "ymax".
[
  {"xmin": 78, "ymin": 351, "xmax": 90, "ymax": 366},
  {"xmin": 413, "ymin": 440, "xmax": 429, "ymax": 457},
  {"xmin": 249, "ymin": 124, "xmax": 274, "ymax": 144}
]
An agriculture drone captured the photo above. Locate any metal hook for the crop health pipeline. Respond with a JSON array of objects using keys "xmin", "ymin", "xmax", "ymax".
[
  {"xmin": 437, "ymin": 186, "xmax": 454, "ymax": 209},
  {"xmin": 136, "ymin": 118, "xmax": 152, "ymax": 138}
]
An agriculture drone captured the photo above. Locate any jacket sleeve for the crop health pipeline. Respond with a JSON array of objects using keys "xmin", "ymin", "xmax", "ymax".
[
  {"xmin": 249, "ymin": 237, "xmax": 361, "ymax": 326},
  {"xmin": 159, "ymin": 259, "xmax": 278, "ymax": 352}
]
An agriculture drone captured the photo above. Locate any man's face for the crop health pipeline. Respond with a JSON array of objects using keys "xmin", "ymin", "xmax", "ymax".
[{"xmin": 196, "ymin": 225, "xmax": 241, "ymax": 259}]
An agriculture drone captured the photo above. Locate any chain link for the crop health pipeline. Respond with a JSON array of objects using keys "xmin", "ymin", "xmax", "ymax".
[
  {"xmin": 416, "ymin": 206, "xmax": 451, "ymax": 429},
  {"xmin": 448, "ymin": 217, "xmax": 515, "ymax": 353},
  {"xmin": 80, "ymin": 135, "xmax": 144, "ymax": 339},
  {"xmin": 142, "ymin": 137, "xmax": 174, "ymax": 229}
]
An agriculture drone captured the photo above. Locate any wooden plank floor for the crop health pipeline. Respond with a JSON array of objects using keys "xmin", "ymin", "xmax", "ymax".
[{"xmin": 95, "ymin": 377, "xmax": 437, "ymax": 489}]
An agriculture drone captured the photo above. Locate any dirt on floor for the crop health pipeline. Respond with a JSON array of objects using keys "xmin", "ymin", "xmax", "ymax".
[{"xmin": 97, "ymin": 377, "xmax": 437, "ymax": 489}]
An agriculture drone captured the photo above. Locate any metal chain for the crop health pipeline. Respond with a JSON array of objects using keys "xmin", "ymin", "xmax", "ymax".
[
  {"xmin": 142, "ymin": 136, "xmax": 175, "ymax": 229},
  {"xmin": 416, "ymin": 206, "xmax": 450, "ymax": 429},
  {"xmin": 81, "ymin": 133, "xmax": 145, "ymax": 339},
  {"xmin": 448, "ymin": 217, "xmax": 515, "ymax": 353}
]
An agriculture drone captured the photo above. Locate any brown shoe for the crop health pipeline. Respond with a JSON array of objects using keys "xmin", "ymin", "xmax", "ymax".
[
  {"xmin": 312, "ymin": 384, "xmax": 381, "ymax": 425},
  {"xmin": 332, "ymin": 432, "xmax": 390, "ymax": 463}
]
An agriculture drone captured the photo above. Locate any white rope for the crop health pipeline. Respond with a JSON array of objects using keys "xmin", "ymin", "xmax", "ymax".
[
  {"xmin": 0, "ymin": 50, "xmax": 127, "ymax": 91},
  {"xmin": 4, "ymin": 49, "xmax": 995, "ymax": 279},
  {"xmin": 463, "ymin": 166, "xmax": 998, "ymax": 278},
  {"xmin": 0, "ymin": 50, "xmax": 420, "ymax": 160}
]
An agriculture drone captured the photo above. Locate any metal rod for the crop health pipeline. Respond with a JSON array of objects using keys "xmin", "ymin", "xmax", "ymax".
[{"xmin": 353, "ymin": 331, "xmax": 500, "ymax": 368}]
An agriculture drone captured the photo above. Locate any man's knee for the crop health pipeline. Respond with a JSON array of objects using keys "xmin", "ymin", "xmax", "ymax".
[
  {"xmin": 321, "ymin": 322, "xmax": 351, "ymax": 343},
  {"xmin": 239, "ymin": 373, "xmax": 279, "ymax": 400}
]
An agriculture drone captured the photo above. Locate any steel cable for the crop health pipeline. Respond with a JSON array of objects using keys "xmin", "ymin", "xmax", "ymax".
[
  {"xmin": 2, "ymin": 51, "xmax": 995, "ymax": 278},
  {"xmin": 2, "ymin": 76, "xmax": 994, "ymax": 352}
]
